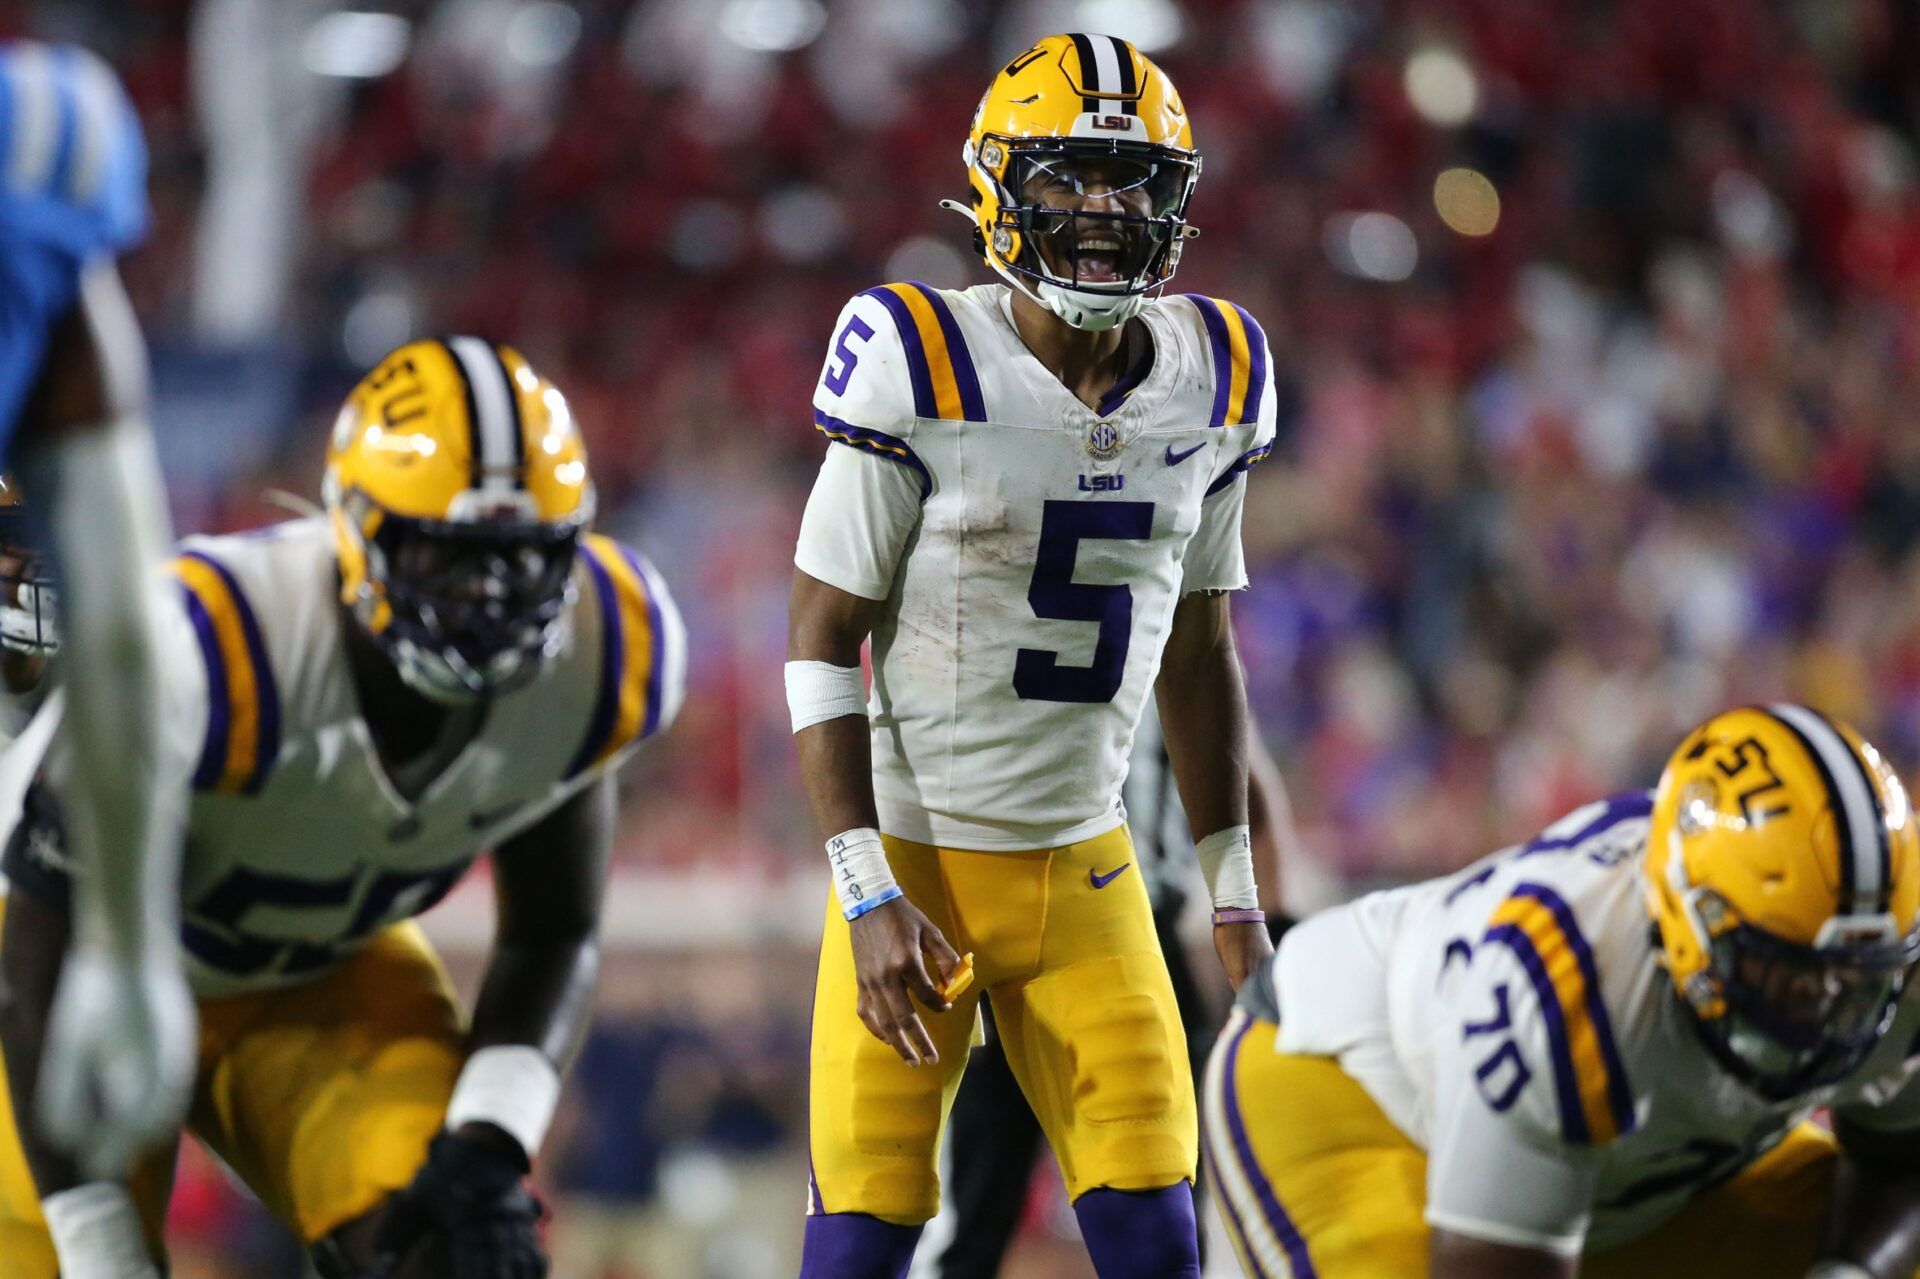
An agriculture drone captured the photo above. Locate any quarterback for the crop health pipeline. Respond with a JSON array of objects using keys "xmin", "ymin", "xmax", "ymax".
[
  {"xmin": 1209, "ymin": 705, "xmax": 1920, "ymax": 1279},
  {"xmin": 0, "ymin": 39, "xmax": 195, "ymax": 1173},
  {"xmin": 788, "ymin": 33, "xmax": 1275, "ymax": 1279},
  {"xmin": 0, "ymin": 340, "xmax": 685, "ymax": 1278}
]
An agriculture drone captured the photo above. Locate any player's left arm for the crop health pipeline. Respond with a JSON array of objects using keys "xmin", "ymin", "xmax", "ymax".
[
  {"xmin": 1157, "ymin": 318, "xmax": 1281, "ymax": 988},
  {"xmin": 1155, "ymin": 588, "xmax": 1271, "ymax": 988},
  {"xmin": 468, "ymin": 773, "xmax": 615, "ymax": 1124},
  {"xmin": 1813, "ymin": 1114, "xmax": 1920, "ymax": 1279},
  {"xmin": 324, "ymin": 780, "xmax": 615, "ymax": 1279}
]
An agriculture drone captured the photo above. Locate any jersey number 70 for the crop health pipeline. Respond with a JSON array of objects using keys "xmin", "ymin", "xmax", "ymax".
[{"xmin": 1014, "ymin": 500, "xmax": 1153, "ymax": 704}]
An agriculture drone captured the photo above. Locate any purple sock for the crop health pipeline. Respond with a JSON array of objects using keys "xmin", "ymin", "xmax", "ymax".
[
  {"xmin": 1073, "ymin": 1183, "xmax": 1202, "ymax": 1279},
  {"xmin": 798, "ymin": 1212, "xmax": 923, "ymax": 1279}
]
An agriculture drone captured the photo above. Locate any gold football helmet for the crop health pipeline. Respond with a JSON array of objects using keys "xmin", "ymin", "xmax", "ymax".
[
  {"xmin": 954, "ymin": 33, "xmax": 1200, "ymax": 330},
  {"xmin": 1646, "ymin": 704, "xmax": 1920, "ymax": 1097},
  {"xmin": 323, "ymin": 337, "xmax": 594, "ymax": 703}
]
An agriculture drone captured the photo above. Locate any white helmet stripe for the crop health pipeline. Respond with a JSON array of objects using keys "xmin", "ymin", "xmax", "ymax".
[
  {"xmin": 446, "ymin": 336, "xmax": 520, "ymax": 493},
  {"xmin": 1087, "ymin": 34, "xmax": 1124, "ymax": 113},
  {"xmin": 1770, "ymin": 703, "xmax": 1887, "ymax": 915}
]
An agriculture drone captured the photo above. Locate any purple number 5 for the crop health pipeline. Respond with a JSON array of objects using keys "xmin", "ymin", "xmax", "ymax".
[{"xmin": 823, "ymin": 315, "xmax": 875, "ymax": 396}]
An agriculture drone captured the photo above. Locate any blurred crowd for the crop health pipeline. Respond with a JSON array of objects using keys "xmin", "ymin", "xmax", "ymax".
[
  {"xmin": 11, "ymin": 0, "xmax": 1920, "ymax": 1270},
  {"xmin": 24, "ymin": 0, "xmax": 1920, "ymax": 889}
]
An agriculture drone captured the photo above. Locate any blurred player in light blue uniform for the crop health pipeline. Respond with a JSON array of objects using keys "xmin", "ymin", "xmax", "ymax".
[{"xmin": 0, "ymin": 39, "xmax": 196, "ymax": 1272}]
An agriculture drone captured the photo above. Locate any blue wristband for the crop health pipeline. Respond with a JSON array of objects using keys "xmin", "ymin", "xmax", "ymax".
[{"xmin": 844, "ymin": 884, "xmax": 904, "ymax": 921}]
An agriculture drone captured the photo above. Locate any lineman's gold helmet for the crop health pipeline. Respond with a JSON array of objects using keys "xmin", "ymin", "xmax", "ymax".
[
  {"xmin": 1646, "ymin": 705, "xmax": 1920, "ymax": 1097},
  {"xmin": 323, "ymin": 337, "xmax": 594, "ymax": 703}
]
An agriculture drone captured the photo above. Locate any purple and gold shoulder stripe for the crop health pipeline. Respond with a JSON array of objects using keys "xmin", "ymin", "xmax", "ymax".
[
  {"xmin": 174, "ymin": 551, "xmax": 281, "ymax": 796},
  {"xmin": 1183, "ymin": 296, "xmax": 1269, "ymax": 428},
  {"xmin": 860, "ymin": 282, "xmax": 987, "ymax": 423},
  {"xmin": 566, "ymin": 534, "xmax": 676, "ymax": 779},
  {"xmin": 812, "ymin": 409, "xmax": 931, "ymax": 499},
  {"xmin": 1204, "ymin": 439, "xmax": 1274, "ymax": 498},
  {"xmin": 1483, "ymin": 882, "xmax": 1636, "ymax": 1146}
]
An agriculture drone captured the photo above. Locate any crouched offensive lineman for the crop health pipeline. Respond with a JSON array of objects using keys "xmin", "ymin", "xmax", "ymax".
[
  {"xmin": 0, "ymin": 339, "xmax": 685, "ymax": 1278},
  {"xmin": 1208, "ymin": 705, "xmax": 1920, "ymax": 1279}
]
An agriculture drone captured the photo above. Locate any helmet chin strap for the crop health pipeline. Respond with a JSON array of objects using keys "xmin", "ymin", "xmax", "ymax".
[
  {"xmin": 938, "ymin": 199, "xmax": 1155, "ymax": 332},
  {"xmin": 1035, "ymin": 278, "xmax": 1141, "ymax": 331}
]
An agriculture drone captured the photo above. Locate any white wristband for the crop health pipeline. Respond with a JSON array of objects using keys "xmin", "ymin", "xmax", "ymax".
[
  {"xmin": 1195, "ymin": 825, "xmax": 1259, "ymax": 910},
  {"xmin": 1805, "ymin": 1263, "xmax": 1874, "ymax": 1279},
  {"xmin": 827, "ymin": 827, "xmax": 902, "ymax": 921},
  {"xmin": 786, "ymin": 660, "xmax": 867, "ymax": 733},
  {"xmin": 43, "ymin": 1182, "xmax": 157, "ymax": 1278},
  {"xmin": 445, "ymin": 1044, "xmax": 562, "ymax": 1161}
]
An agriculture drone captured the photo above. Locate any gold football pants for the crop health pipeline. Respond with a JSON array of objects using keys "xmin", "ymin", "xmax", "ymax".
[
  {"xmin": 807, "ymin": 824, "xmax": 1197, "ymax": 1225},
  {"xmin": 0, "ymin": 920, "xmax": 465, "ymax": 1275},
  {"xmin": 1203, "ymin": 1008, "xmax": 1873, "ymax": 1279}
]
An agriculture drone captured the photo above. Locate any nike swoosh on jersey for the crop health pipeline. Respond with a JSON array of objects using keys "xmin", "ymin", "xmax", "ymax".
[
  {"xmin": 1090, "ymin": 863, "xmax": 1133, "ymax": 889},
  {"xmin": 1164, "ymin": 442, "xmax": 1205, "ymax": 466}
]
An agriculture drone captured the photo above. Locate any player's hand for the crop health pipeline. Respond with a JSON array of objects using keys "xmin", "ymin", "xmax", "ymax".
[
  {"xmin": 1213, "ymin": 920, "xmax": 1273, "ymax": 993},
  {"xmin": 37, "ymin": 943, "xmax": 196, "ymax": 1181},
  {"xmin": 848, "ymin": 896, "xmax": 962, "ymax": 1067},
  {"xmin": 359, "ymin": 1127, "xmax": 547, "ymax": 1279}
]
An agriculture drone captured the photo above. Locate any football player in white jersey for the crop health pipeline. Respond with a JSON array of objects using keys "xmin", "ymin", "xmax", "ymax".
[
  {"xmin": 788, "ymin": 33, "xmax": 1277, "ymax": 1279},
  {"xmin": 1208, "ymin": 705, "xmax": 1920, "ymax": 1279},
  {"xmin": 0, "ymin": 339, "xmax": 686, "ymax": 1279}
]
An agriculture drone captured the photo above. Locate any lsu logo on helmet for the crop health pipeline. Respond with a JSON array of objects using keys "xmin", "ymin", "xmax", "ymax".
[
  {"xmin": 1645, "ymin": 704, "xmax": 1920, "ymax": 1097},
  {"xmin": 324, "ymin": 337, "xmax": 595, "ymax": 704},
  {"xmin": 954, "ymin": 33, "xmax": 1200, "ymax": 332}
]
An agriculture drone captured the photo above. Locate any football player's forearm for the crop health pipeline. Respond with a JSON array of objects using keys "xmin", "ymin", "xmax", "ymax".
[
  {"xmin": 477, "ymin": 779, "xmax": 613, "ymax": 1072},
  {"xmin": 29, "ymin": 425, "xmax": 176, "ymax": 957},
  {"xmin": 467, "ymin": 936, "xmax": 601, "ymax": 1074},
  {"xmin": 796, "ymin": 715, "xmax": 882, "ymax": 840},
  {"xmin": 0, "ymin": 891, "xmax": 84, "ymax": 1197},
  {"xmin": 18, "ymin": 273, "xmax": 177, "ymax": 958}
]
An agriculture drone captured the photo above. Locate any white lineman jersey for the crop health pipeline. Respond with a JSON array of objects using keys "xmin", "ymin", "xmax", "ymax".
[
  {"xmin": 6, "ymin": 517, "xmax": 686, "ymax": 998},
  {"xmin": 795, "ymin": 282, "xmax": 1277, "ymax": 851},
  {"xmin": 1263, "ymin": 792, "xmax": 1920, "ymax": 1254}
]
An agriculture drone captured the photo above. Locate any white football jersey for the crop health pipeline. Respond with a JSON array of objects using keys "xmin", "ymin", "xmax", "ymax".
[
  {"xmin": 10, "ymin": 518, "xmax": 686, "ymax": 998},
  {"xmin": 795, "ymin": 282, "xmax": 1276, "ymax": 851},
  {"xmin": 1262, "ymin": 793, "xmax": 1920, "ymax": 1254}
]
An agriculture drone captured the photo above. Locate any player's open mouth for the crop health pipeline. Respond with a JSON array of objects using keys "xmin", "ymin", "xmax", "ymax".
[{"xmin": 1073, "ymin": 236, "xmax": 1126, "ymax": 283}]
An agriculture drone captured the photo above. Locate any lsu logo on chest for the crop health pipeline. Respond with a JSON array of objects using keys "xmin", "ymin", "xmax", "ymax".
[{"xmin": 1079, "ymin": 419, "xmax": 1127, "ymax": 491}]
